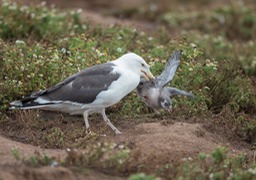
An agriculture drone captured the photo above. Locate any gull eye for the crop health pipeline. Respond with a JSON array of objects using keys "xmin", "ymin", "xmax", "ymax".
[{"xmin": 141, "ymin": 63, "xmax": 145, "ymax": 67}]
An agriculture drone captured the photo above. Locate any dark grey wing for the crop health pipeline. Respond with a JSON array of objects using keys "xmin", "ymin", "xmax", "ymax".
[
  {"xmin": 154, "ymin": 51, "xmax": 180, "ymax": 88},
  {"xmin": 40, "ymin": 63, "xmax": 120, "ymax": 104},
  {"xmin": 165, "ymin": 87, "xmax": 195, "ymax": 98}
]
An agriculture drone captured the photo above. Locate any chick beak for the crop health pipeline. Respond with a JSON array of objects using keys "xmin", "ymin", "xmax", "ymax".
[
  {"xmin": 167, "ymin": 106, "xmax": 172, "ymax": 113},
  {"xmin": 141, "ymin": 70, "xmax": 155, "ymax": 81}
]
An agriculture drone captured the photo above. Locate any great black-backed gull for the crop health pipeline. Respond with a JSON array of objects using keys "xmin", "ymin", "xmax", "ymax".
[
  {"xmin": 10, "ymin": 53, "xmax": 155, "ymax": 134},
  {"xmin": 136, "ymin": 51, "xmax": 195, "ymax": 113}
]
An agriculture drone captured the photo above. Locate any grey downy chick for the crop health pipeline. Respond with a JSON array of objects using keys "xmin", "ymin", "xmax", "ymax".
[{"xmin": 136, "ymin": 51, "xmax": 195, "ymax": 113}]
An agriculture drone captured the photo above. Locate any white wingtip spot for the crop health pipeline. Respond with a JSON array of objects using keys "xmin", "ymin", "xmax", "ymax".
[
  {"xmin": 10, "ymin": 100, "xmax": 22, "ymax": 106},
  {"xmin": 35, "ymin": 97, "xmax": 50, "ymax": 104}
]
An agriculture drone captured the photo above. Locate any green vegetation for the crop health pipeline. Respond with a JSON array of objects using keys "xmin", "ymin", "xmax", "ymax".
[
  {"xmin": 0, "ymin": 0, "xmax": 85, "ymax": 40},
  {"xmin": 158, "ymin": 147, "xmax": 256, "ymax": 179},
  {"xmin": 1, "ymin": 0, "xmax": 256, "ymax": 179},
  {"xmin": 16, "ymin": 145, "xmax": 256, "ymax": 179},
  {"xmin": 129, "ymin": 173, "xmax": 156, "ymax": 180},
  {"xmin": 11, "ymin": 147, "xmax": 56, "ymax": 167},
  {"xmin": 11, "ymin": 147, "xmax": 20, "ymax": 160}
]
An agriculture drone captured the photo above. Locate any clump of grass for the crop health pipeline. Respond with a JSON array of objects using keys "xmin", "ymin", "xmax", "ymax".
[
  {"xmin": 11, "ymin": 147, "xmax": 20, "ymax": 160},
  {"xmin": 44, "ymin": 127, "xmax": 65, "ymax": 148},
  {"xmin": 27, "ymin": 152, "xmax": 56, "ymax": 167},
  {"xmin": 128, "ymin": 173, "xmax": 156, "ymax": 180},
  {"xmin": 73, "ymin": 142, "xmax": 130, "ymax": 172},
  {"xmin": 155, "ymin": 147, "xmax": 256, "ymax": 179}
]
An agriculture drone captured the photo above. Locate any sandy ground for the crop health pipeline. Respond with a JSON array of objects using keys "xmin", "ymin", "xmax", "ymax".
[
  {"xmin": 0, "ymin": 122, "xmax": 234, "ymax": 165},
  {"xmin": 0, "ymin": 120, "xmax": 251, "ymax": 179}
]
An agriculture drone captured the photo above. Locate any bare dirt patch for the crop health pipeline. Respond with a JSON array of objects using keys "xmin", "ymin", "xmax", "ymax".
[
  {"xmin": 0, "ymin": 112, "xmax": 252, "ymax": 179},
  {"xmin": 1, "ymin": 112, "xmax": 238, "ymax": 159},
  {"xmin": 0, "ymin": 136, "xmax": 65, "ymax": 165},
  {"xmin": 105, "ymin": 121, "xmax": 252, "ymax": 164}
]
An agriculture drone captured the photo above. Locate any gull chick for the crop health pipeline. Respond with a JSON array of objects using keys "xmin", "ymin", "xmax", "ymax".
[{"xmin": 136, "ymin": 51, "xmax": 195, "ymax": 113}]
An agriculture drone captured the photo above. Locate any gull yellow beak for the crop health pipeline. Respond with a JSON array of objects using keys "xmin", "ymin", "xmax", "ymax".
[{"xmin": 141, "ymin": 70, "xmax": 155, "ymax": 81}]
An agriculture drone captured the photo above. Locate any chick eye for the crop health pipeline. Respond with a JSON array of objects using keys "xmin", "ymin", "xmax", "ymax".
[{"xmin": 164, "ymin": 102, "xmax": 169, "ymax": 106}]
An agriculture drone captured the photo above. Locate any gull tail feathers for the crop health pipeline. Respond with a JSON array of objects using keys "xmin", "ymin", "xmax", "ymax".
[
  {"xmin": 10, "ymin": 100, "xmax": 56, "ymax": 110},
  {"xmin": 9, "ymin": 92, "xmax": 55, "ymax": 110}
]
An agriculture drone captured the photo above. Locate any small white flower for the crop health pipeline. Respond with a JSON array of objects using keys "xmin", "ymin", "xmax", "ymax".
[
  {"xmin": 118, "ymin": 159, "xmax": 124, "ymax": 164},
  {"xmin": 190, "ymin": 43, "xmax": 197, "ymax": 48},
  {"xmin": 117, "ymin": 47, "xmax": 122, "ymax": 53},
  {"xmin": 61, "ymin": 48, "xmax": 66, "ymax": 54},
  {"xmin": 248, "ymin": 168, "xmax": 256, "ymax": 175},
  {"xmin": 132, "ymin": 28, "xmax": 137, "ymax": 32},
  {"xmin": 204, "ymin": 86, "xmax": 210, "ymax": 90},
  {"xmin": 31, "ymin": 13, "xmax": 35, "ymax": 19},
  {"xmin": 53, "ymin": 53, "xmax": 59, "ymax": 59},
  {"xmin": 40, "ymin": 1, "xmax": 46, "ymax": 6},
  {"xmin": 118, "ymin": 144, "xmax": 124, "ymax": 149},
  {"xmin": 148, "ymin": 37, "xmax": 153, "ymax": 41},
  {"xmin": 187, "ymin": 157, "xmax": 193, "ymax": 161},
  {"xmin": 95, "ymin": 49, "xmax": 104, "ymax": 57},
  {"xmin": 248, "ymin": 40, "xmax": 254, "ymax": 47},
  {"xmin": 9, "ymin": 4, "xmax": 17, "ymax": 10},
  {"xmin": 110, "ymin": 143, "xmax": 117, "ymax": 149},
  {"xmin": 209, "ymin": 173, "xmax": 214, "ymax": 179},
  {"xmin": 18, "ymin": 81, "xmax": 22, "ymax": 86},
  {"xmin": 20, "ymin": 5, "xmax": 28, "ymax": 12},
  {"xmin": 82, "ymin": 24, "xmax": 87, "ymax": 30},
  {"xmin": 76, "ymin": 9, "xmax": 82, "ymax": 14},
  {"xmin": 15, "ymin": 40, "xmax": 26, "ymax": 46}
]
